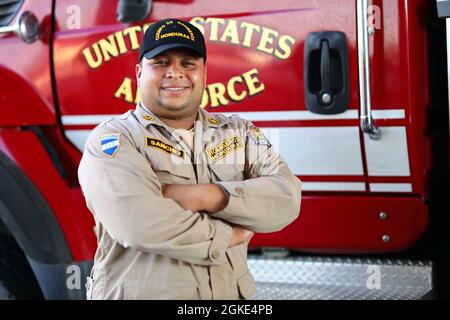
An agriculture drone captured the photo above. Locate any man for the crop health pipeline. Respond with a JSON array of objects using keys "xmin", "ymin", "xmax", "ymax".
[{"xmin": 78, "ymin": 18, "xmax": 301, "ymax": 300}]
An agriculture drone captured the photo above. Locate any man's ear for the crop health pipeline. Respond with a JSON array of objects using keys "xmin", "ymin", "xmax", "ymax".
[
  {"xmin": 204, "ymin": 65, "xmax": 207, "ymax": 86},
  {"xmin": 135, "ymin": 63, "xmax": 142, "ymax": 86}
]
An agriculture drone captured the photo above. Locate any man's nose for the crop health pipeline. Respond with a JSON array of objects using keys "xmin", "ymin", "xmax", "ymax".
[{"xmin": 165, "ymin": 62, "xmax": 184, "ymax": 78}]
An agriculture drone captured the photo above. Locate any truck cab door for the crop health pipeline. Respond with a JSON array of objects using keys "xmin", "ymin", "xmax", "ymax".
[{"xmin": 53, "ymin": 0, "xmax": 429, "ymax": 253}]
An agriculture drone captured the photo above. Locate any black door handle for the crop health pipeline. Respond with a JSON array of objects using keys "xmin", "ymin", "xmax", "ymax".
[
  {"xmin": 117, "ymin": 0, "xmax": 152, "ymax": 23},
  {"xmin": 320, "ymin": 40, "xmax": 332, "ymax": 105},
  {"xmin": 304, "ymin": 31, "xmax": 350, "ymax": 115}
]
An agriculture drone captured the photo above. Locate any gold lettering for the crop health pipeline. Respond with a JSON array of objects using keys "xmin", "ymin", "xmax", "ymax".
[
  {"xmin": 114, "ymin": 78, "xmax": 134, "ymax": 103},
  {"xmin": 207, "ymin": 136, "xmax": 243, "ymax": 162},
  {"xmin": 227, "ymin": 76, "xmax": 247, "ymax": 101},
  {"xmin": 275, "ymin": 34, "xmax": 295, "ymax": 60},
  {"xmin": 160, "ymin": 32, "xmax": 190, "ymax": 40},
  {"xmin": 208, "ymin": 83, "xmax": 229, "ymax": 108},
  {"xmin": 123, "ymin": 26, "xmax": 142, "ymax": 50},
  {"xmin": 82, "ymin": 43, "xmax": 102, "ymax": 69},
  {"xmin": 116, "ymin": 70, "xmax": 264, "ymax": 108},
  {"xmin": 206, "ymin": 18, "xmax": 225, "ymax": 41},
  {"xmin": 189, "ymin": 17, "xmax": 206, "ymax": 35},
  {"xmin": 134, "ymin": 86, "xmax": 141, "ymax": 104},
  {"xmin": 242, "ymin": 68, "xmax": 265, "ymax": 95},
  {"xmin": 256, "ymin": 27, "xmax": 278, "ymax": 55},
  {"xmin": 240, "ymin": 22, "xmax": 260, "ymax": 48},
  {"xmin": 114, "ymin": 31, "xmax": 128, "ymax": 55},
  {"xmin": 147, "ymin": 138, "xmax": 183, "ymax": 157},
  {"xmin": 83, "ymin": 19, "xmax": 296, "ymax": 70},
  {"xmin": 98, "ymin": 35, "xmax": 119, "ymax": 62},
  {"xmin": 177, "ymin": 21, "xmax": 195, "ymax": 40},
  {"xmin": 155, "ymin": 25, "xmax": 165, "ymax": 40},
  {"xmin": 219, "ymin": 19, "xmax": 240, "ymax": 45}
]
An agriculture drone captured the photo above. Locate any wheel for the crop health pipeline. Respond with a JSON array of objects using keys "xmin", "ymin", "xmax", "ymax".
[{"xmin": 0, "ymin": 232, "xmax": 44, "ymax": 300}]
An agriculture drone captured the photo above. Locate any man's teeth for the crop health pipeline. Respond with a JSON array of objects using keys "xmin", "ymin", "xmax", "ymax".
[{"xmin": 163, "ymin": 87, "xmax": 185, "ymax": 91}]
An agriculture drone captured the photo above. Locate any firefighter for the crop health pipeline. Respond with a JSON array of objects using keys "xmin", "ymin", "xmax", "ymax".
[{"xmin": 77, "ymin": 18, "xmax": 302, "ymax": 300}]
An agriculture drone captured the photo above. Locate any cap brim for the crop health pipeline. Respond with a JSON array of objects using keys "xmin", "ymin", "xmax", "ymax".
[{"xmin": 142, "ymin": 43, "xmax": 206, "ymax": 60}]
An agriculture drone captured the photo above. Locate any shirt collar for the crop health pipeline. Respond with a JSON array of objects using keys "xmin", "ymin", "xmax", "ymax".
[
  {"xmin": 134, "ymin": 103, "xmax": 169, "ymax": 129},
  {"xmin": 197, "ymin": 107, "xmax": 230, "ymax": 130},
  {"xmin": 134, "ymin": 102, "xmax": 230, "ymax": 131}
]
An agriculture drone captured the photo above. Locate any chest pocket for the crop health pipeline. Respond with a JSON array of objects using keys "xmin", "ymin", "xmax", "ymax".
[
  {"xmin": 149, "ymin": 156, "xmax": 193, "ymax": 185},
  {"xmin": 206, "ymin": 135, "xmax": 246, "ymax": 182},
  {"xmin": 154, "ymin": 169, "xmax": 192, "ymax": 185},
  {"xmin": 141, "ymin": 136, "xmax": 194, "ymax": 184},
  {"xmin": 209, "ymin": 163, "xmax": 245, "ymax": 182}
]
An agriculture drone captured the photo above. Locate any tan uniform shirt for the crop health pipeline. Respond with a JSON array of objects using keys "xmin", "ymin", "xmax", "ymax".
[{"xmin": 78, "ymin": 103, "xmax": 302, "ymax": 300}]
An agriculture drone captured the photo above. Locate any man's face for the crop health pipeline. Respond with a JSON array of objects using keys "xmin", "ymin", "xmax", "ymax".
[{"xmin": 136, "ymin": 48, "xmax": 206, "ymax": 120}]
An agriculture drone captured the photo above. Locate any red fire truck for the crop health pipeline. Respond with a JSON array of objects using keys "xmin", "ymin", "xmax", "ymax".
[{"xmin": 0, "ymin": 0, "xmax": 448, "ymax": 299}]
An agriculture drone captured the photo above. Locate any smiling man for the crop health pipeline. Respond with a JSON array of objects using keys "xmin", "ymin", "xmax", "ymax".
[{"xmin": 78, "ymin": 18, "xmax": 301, "ymax": 300}]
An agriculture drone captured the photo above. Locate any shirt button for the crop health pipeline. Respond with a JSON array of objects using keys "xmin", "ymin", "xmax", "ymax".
[
  {"xmin": 235, "ymin": 187, "xmax": 245, "ymax": 196},
  {"xmin": 212, "ymin": 250, "xmax": 221, "ymax": 260}
]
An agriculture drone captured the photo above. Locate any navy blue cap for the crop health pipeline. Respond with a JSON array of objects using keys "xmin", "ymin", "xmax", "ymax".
[{"xmin": 139, "ymin": 19, "xmax": 206, "ymax": 62}]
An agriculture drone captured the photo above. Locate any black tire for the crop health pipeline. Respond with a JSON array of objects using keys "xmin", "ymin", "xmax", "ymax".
[{"xmin": 0, "ymin": 232, "xmax": 44, "ymax": 300}]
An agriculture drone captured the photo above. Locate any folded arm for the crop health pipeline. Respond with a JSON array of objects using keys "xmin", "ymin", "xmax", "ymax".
[{"xmin": 163, "ymin": 124, "xmax": 302, "ymax": 233}]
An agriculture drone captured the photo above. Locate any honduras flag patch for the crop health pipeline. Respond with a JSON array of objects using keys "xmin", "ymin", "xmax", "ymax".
[{"xmin": 100, "ymin": 133, "xmax": 120, "ymax": 157}]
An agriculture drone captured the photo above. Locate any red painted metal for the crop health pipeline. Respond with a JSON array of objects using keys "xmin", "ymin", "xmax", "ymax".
[
  {"xmin": 0, "ymin": 0, "xmax": 97, "ymax": 261},
  {"xmin": 0, "ymin": 129, "xmax": 96, "ymax": 260},
  {"xmin": 0, "ymin": 0, "xmax": 55, "ymax": 126},
  {"xmin": 251, "ymin": 195, "xmax": 428, "ymax": 253},
  {"xmin": 369, "ymin": 0, "xmax": 431, "ymax": 197},
  {"xmin": 0, "ymin": 0, "xmax": 433, "ymax": 259},
  {"xmin": 53, "ymin": 0, "xmax": 360, "ymax": 116},
  {"xmin": 0, "ymin": 65, "xmax": 54, "ymax": 126}
]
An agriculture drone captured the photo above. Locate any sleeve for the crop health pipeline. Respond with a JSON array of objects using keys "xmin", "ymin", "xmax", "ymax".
[
  {"xmin": 212, "ymin": 122, "xmax": 302, "ymax": 233},
  {"xmin": 77, "ymin": 124, "xmax": 232, "ymax": 266}
]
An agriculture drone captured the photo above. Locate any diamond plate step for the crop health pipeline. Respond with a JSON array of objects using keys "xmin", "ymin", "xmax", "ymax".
[{"xmin": 247, "ymin": 255, "xmax": 432, "ymax": 300}]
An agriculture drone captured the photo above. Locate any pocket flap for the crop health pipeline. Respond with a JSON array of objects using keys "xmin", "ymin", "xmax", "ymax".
[
  {"xmin": 210, "ymin": 163, "xmax": 245, "ymax": 181},
  {"xmin": 237, "ymin": 271, "xmax": 257, "ymax": 299}
]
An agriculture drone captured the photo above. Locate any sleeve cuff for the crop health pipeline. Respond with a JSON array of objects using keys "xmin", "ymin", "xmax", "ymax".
[
  {"xmin": 212, "ymin": 182, "xmax": 246, "ymax": 220},
  {"xmin": 208, "ymin": 218, "xmax": 233, "ymax": 265}
]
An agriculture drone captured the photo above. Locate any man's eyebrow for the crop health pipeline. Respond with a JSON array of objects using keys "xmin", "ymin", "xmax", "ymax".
[{"xmin": 152, "ymin": 55, "xmax": 168, "ymax": 60}]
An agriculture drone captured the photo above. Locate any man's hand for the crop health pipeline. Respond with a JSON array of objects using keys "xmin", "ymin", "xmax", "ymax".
[
  {"xmin": 229, "ymin": 226, "xmax": 254, "ymax": 247},
  {"xmin": 162, "ymin": 184, "xmax": 228, "ymax": 213},
  {"xmin": 162, "ymin": 184, "xmax": 255, "ymax": 247}
]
